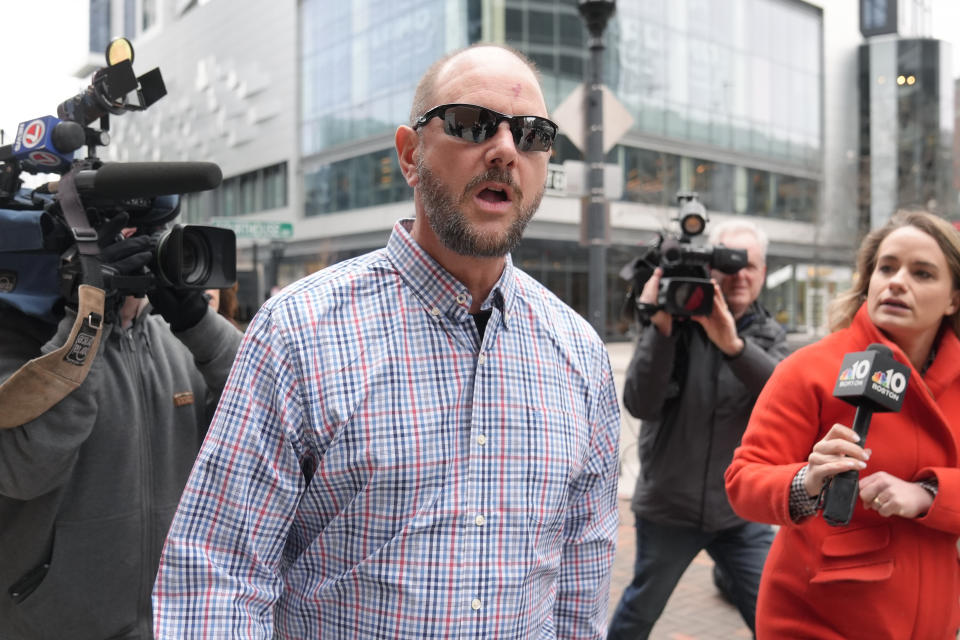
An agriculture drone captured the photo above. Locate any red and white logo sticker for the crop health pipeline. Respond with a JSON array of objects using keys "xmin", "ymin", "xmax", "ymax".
[
  {"xmin": 28, "ymin": 150, "xmax": 62, "ymax": 167},
  {"xmin": 22, "ymin": 120, "xmax": 46, "ymax": 148}
]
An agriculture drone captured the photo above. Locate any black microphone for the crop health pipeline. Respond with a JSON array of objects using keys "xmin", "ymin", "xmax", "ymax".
[
  {"xmin": 73, "ymin": 162, "xmax": 222, "ymax": 197},
  {"xmin": 821, "ymin": 343, "xmax": 910, "ymax": 526},
  {"xmin": 50, "ymin": 120, "xmax": 86, "ymax": 154}
]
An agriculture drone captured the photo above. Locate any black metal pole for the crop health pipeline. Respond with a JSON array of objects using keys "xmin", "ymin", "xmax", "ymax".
[{"xmin": 579, "ymin": 1, "xmax": 615, "ymax": 338}]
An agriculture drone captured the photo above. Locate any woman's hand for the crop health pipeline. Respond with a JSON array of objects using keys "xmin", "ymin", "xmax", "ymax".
[
  {"xmin": 859, "ymin": 471, "xmax": 933, "ymax": 518},
  {"xmin": 803, "ymin": 423, "xmax": 870, "ymax": 497}
]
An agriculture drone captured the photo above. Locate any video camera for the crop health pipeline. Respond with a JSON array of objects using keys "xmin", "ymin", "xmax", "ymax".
[
  {"xmin": 0, "ymin": 37, "xmax": 235, "ymax": 323},
  {"xmin": 621, "ymin": 192, "xmax": 747, "ymax": 319}
]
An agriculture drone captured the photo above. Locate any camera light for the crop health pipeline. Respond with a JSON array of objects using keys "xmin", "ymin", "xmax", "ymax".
[
  {"xmin": 680, "ymin": 214, "xmax": 706, "ymax": 236},
  {"xmin": 106, "ymin": 37, "xmax": 135, "ymax": 67}
]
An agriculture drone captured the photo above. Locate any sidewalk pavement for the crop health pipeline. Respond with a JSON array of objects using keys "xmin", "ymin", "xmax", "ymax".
[{"xmin": 604, "ymin": 341, "xmax": 752, "ymax": 639}]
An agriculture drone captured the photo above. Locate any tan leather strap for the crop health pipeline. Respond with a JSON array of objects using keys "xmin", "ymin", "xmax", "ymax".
[{"xmin": 0, "ymin": 285, "xmax": 105, "ymax": 428}]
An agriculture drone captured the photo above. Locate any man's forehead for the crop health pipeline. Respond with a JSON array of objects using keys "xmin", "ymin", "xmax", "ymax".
[{"xmin": 436, "ymin": 48, "xmax": 543, "ymax": 103}]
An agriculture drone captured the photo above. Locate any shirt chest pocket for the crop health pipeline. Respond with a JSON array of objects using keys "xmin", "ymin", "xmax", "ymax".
[{"xmin": 510, "ymin": 407, "xmax": 580, "ymax": 528}]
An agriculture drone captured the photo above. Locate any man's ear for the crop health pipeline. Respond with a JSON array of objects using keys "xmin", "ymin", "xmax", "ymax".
[{"xmin": 396, "ymin": 125, "xmax": 420, "ymax": 187}]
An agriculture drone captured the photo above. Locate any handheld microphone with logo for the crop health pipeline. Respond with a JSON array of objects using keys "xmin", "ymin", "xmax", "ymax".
[
  {"xmin": 0, "ymin": 116, "xmax": 86, "ymax": 173},
  {"xmin": 821, "ymin": 343, "xmax": 911, "ymax": 526}
]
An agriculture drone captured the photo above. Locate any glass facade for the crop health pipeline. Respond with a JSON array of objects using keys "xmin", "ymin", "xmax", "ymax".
[
  {"xmin": 616, "ymin": 0, "xmax": 822, "ymax": 169},
  {"xmin": 90, "ymin": 0, "xmax": 111, "ymax": 54},
  {"xmin": 300, "ymin": 0, "xmax": 467, "ymax": 155},
  {"xmin": 296, "ymin": 0, "xmax": 828, "ymax": 337},
  {"xmin": 858, "ymin": 37, "xmax": 957, "ymax": 231},
  {"xmin": 181, "ymin": 162, "xmax": 288, "ymax": 222},
  {"xmin": 618, "ymin": 146, "xmax": 818, "ymax": 220}
]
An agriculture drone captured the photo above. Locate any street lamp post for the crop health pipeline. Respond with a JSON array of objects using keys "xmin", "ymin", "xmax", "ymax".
[{"xmin": 578, "ymin": 0, "xmax": 615, "ymax": 339}]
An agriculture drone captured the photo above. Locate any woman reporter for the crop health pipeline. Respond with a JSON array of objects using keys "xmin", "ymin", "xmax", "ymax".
[{"xmin": 725, "ymin": 210, "xmax": 960, "ymax": 639}]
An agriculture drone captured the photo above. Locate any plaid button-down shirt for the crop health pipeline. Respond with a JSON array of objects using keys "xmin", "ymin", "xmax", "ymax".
[{"xmin": 153, "ymin": 219, "xmax": 621, "ymax": 639}]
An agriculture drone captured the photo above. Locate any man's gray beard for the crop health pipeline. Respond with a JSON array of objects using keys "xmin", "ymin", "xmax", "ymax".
[{"xmin": 416, "ymin": 154, "xmax": 543, "ymax": 258}]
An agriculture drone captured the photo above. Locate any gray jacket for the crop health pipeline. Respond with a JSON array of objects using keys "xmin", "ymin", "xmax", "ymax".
[
  {"xmin": 624, "ymin": 304, "xmax": 789, "ymax": 531},
  {"xmin": 0, "ymin": 304, "xmax": 241, "ymax": 640}
]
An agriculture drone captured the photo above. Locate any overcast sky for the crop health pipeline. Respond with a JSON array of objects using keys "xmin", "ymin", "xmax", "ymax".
[{"xmin": 2, "ymin": 0, "xmax": 959, "ymax": 146}]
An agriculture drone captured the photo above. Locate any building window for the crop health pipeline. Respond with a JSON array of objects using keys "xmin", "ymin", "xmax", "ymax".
[
  {"xmin": 188, "ymin": 162, "xmax": 289, "ymax": 220},
  {"xmin": 89, "ymin": 0, "xmax": 111, "ymax": 54},
  {"xmin": 142, "ymin": 0, "xmax": 159, "ymax": 31},
  {"xmin": 305, "ymin": 149, "xmax": 411, "ymax": 216}
]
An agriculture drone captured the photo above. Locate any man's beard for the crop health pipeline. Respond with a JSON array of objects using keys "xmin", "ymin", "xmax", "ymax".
[{"xmin": 416, "ymin": 154, "xmax": 543, "ymax": 258}]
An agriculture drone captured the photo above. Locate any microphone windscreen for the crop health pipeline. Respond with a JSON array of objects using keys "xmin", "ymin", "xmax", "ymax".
[
  {"xmin": 75, "ymin": 162, "xmax": 222, "ymax": 197},
  {"xmin": 51, "ymin": 121, "xmax": 86, "ymax": 154}
]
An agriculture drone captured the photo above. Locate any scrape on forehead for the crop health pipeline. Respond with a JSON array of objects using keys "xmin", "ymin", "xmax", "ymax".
[{"xmin": 437, "ymin": 47, "xmax": 541, "ymax": 99}]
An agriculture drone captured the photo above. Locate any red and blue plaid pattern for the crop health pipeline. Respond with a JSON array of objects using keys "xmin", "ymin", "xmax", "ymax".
[{"xmin": 153, "ymin": 220, "xmax": 621, "ymax": 639}]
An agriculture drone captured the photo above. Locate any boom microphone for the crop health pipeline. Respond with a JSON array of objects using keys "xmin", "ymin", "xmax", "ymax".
[
  {"xmin": 74, "ymin": 162, "xmax": 222, "ymax": 197},
  {"xmin": 821, "ymin": 343, "xmax": 911, "ymax": 526}
]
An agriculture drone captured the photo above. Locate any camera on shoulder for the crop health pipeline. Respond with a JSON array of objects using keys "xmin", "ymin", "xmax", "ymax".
[{"xmin": 621, "ymin": 192, "xmax": 747, "ymax": 321}]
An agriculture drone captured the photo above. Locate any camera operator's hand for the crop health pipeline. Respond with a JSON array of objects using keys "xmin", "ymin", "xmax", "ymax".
[
  {"xmin": 691, "ymin": 280, "xmax": 744, "ymax": 357},
  {"xmin": 640, "ymin": 268, "xmax": 673, "ymax": 337},
  {"xmin": 147, "ymin": 285, "xmax": 209, "ymax": 333},
  {"xmin": 96, "ymin": 218, "xmax": 153, "ymax": 323}
]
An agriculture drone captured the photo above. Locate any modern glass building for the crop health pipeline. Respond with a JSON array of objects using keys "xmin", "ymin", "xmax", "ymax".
[
  {"xmin": 295, "ymin": 0, "xmax": 845, "ymax": 337},
  {"xmin": 88, "ymin": 0, "xmax": 876, "ymax": 337}
]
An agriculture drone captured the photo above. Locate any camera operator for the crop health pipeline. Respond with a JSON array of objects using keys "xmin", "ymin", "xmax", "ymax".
[
  {"xmin": 0, "ymin": 219, "xmax": 242, "ymax": 639},
  {"xmin": 608, "ymin": 219, "xmax": 790, "ymax": 639}
]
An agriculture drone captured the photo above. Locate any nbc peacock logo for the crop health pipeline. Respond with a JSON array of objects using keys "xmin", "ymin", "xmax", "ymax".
[{"xmin": 838, "ymin": 366, "xmax": 860, "ymax": 381}]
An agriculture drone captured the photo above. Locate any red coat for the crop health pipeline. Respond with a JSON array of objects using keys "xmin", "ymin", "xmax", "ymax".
[{"xmin": 726, "ymin": 305, "xmax": 960, "ymax": 639}]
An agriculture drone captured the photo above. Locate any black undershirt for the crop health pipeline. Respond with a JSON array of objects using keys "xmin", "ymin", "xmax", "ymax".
[{"xmin": 471, "ymin": 308, "xmax": 493, "ymax": 340}]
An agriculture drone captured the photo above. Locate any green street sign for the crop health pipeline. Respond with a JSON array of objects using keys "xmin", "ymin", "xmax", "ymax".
[{"xmin": 211, "ymin": 218, "xmax": 294, "ymax": 240}]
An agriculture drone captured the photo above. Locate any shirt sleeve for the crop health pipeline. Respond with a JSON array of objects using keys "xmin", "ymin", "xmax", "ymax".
[
  {"xmin": 789, "ymin": 465, "xmax": 820, "ymax": 522},
  {"xmin": 152, "ymin": 307, "xmax": 308, "ymax": 639},
  {"xmin": 554, "ymin": 348, "xmax": 621, "ymax": 640}
]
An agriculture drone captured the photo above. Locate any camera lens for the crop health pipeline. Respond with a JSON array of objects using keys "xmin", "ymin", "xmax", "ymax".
[{"xmin": 177, "ymin": 232, "xmax": 211, "ymax": 286}]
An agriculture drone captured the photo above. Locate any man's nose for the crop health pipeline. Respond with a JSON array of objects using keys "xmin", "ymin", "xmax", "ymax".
[{"xmin": 483, "ymin": 122, "xmax": 519, "ymax": 167}]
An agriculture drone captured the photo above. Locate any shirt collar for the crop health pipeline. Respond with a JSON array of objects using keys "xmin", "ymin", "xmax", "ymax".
[{"xmin": 385, "ymin": 219, "xmax": 516, "ymax": 328}]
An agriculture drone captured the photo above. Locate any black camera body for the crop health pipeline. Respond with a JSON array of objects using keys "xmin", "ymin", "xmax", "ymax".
[
  {"xmin": 623, "ymin": 192, "xmax": 748, "ymax": 319},
  {"xmin": 0, "ymin": 38, "xmax": 234, "ymax": 322}
]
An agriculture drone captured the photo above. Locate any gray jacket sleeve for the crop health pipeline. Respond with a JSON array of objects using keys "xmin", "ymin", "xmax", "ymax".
[
  {"xmin": 725, "ymin": 326, "xmax": 791, "ymax": 395},
  {"xmin": 171, "ymin": 306, "xmax": 243, "ymax": 398},
  {"xmin": 0, "ymin": 310, "xmax": 111, "ymax": 500},
  {"xmin": 0, "ymin": 307, "xmax": 242, "ymax": 501},
  {"xmin": 622, "ymin": 325, "xmax": 678, "ymax": 421}
]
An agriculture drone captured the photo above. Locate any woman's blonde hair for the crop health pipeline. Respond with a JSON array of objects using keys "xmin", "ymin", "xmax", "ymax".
[{"xmin": 827, "ymin": 209, "xmax": 960, "ymax": 337}]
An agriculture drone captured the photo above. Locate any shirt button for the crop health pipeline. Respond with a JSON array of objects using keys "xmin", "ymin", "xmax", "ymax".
[
  {"xmin": 477, "ymin": 353, "xmax": 486, "ymax": 365},
  {"xmin": 430, "ymin": 307, "xmax": 440, "ymax": 317},
  {"xmin": 471, "ymin": 598, "xmax": 482, "ymax": 610},
  {"xmin": 477, "ymin": 434, "xmax": 487, "ymax": 446},
  {"xmin": 475, "ymin": 514, "xmax": 486, "ymax": 526},
  {"xmin": 456, "ymin": 293, "xmax": 467, "ymax": 305}
]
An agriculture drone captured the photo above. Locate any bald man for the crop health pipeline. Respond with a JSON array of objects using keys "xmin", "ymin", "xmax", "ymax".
[{"xmin": 152, "ymin": 44, "xmax": 621, "ymax": 640}]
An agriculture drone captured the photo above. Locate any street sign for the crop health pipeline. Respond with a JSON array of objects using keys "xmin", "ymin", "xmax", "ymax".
[
  {"xmin": 210, "ymin": 218, "xmax": 294, "ymax": 240},
  {"xmin": 551, "ymin": 83, "xmax": 634, "ymax": 154}
]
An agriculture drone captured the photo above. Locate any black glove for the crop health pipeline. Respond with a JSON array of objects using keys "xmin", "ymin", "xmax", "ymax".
[
  {"xmin": 95, "ymin": 215, "xmax": 154, "ymax": 323},
  {"xmin": 147, "ymin": 285, "xmax": 209, "ymax": 332}
]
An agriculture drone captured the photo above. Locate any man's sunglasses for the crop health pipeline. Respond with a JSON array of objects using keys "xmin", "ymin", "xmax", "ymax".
[{"xmin": 413, "ymin": 103, "xmax": 558, "ymax": 152}]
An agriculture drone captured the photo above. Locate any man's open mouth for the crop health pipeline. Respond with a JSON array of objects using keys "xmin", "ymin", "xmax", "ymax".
[{"xmin": 477, "ymin": 187, "xmax": 510, "ymax": 203}]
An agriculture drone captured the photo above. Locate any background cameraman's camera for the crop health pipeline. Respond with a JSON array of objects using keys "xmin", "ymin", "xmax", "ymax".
[{"xmin": 622, "ymin": 192, "xmax": 748, "ymax": 320}]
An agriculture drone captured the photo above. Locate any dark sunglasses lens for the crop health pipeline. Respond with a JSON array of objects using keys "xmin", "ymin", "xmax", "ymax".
[
  {"xmin": 513, "ymin": 117, "xmax": 556, "ymax": 152},
  {"xmin": 443, "ymin": 106, "xmax": 499, "ymax": 143}
]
